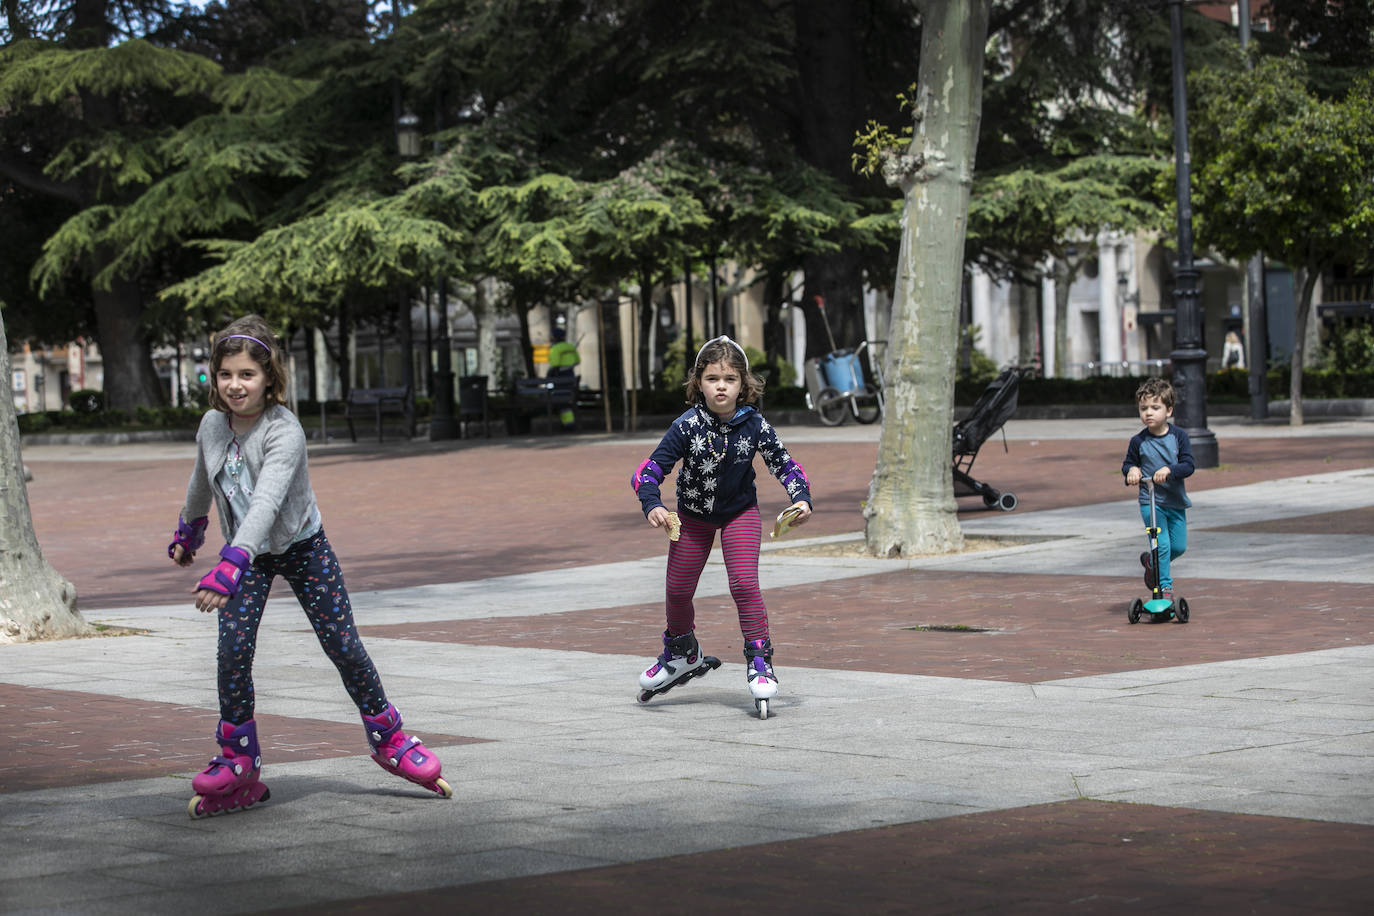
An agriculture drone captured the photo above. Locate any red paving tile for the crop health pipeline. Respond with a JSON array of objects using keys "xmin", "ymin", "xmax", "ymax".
[
  {"xmin": 1204, "ymin": 504, "xmax": 1374, "ymax": 535},
  {"xmin": 362, "ymin": 570, "xmax": 1374, "ymax": 682},
  {"xmin": 23, "ymin": 433, "xmax": 1374, "ymax": 610},
  {"xmin": 264, "ymin": 799, "xmax": 1374, "ymax": 915},
  {"xmin": 0, "ymin": 683, "xmax": 487, "ymax": 793},
  {"xmin": 11, "ymin": 430, "xmax": 1374, "ymax": 914}
]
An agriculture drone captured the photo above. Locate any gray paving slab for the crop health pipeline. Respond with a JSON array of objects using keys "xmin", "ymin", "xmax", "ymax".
[{"xmin": 3, "ymin": 442, "xmax": 1373, "ymax": 915}]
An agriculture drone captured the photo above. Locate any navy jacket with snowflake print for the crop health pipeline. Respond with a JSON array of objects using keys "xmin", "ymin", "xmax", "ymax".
[{"xmin": 632, "ymin": 404, "xmax": 812, "ymax": 525}]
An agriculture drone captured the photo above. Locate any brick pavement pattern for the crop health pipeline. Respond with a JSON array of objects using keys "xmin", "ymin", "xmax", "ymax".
[
  {"xmin": 265, "ymin": 800, "xmax": 1374, "ymax": 915},
  {"xmin": 24, "ymin": 433, "xmax": 1374, "ymax": 610},
  {"xmin": 6, "ymin": 419, "xmax": 1374, "ymax": 915}
]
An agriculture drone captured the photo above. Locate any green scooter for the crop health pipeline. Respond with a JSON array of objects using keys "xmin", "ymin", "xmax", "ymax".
[{"xmin": 1129, "ymin": 479, "xmax": 1190, "ymax": 624}]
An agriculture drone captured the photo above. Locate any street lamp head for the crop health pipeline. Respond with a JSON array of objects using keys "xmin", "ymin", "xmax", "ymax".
[{"xmin": 396, "ymin": 109, "xmax": 421, "ymax": 159}]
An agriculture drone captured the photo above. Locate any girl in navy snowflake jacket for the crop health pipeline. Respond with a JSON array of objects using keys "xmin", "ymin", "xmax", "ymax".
[{"xmin": 630, "ymin": 336, "xmax": 812, "ymax": 698}]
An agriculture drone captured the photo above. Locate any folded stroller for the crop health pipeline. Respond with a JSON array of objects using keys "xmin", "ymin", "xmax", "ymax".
[{"xmin": 952, "ymin": 367, "xmax": 1025, "ymax": 511}]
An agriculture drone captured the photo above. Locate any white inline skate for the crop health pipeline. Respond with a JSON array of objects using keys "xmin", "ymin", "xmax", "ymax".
[
  {"xmin": 637, "ymin": 630, "xmax": 721, "ymax": 704},
  {"xmin": 744, "ymin": 637, "xmax": 778, "ymax": 719}
]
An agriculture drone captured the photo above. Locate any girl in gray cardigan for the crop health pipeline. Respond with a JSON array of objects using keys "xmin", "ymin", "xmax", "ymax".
[{"xmin": 169, "ymin": 315, "xmax": 451, "ymax": 817}]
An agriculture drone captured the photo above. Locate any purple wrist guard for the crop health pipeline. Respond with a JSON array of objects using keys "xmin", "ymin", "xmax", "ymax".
[
  {"xmin": 168, "ymin": 515, "xmax": 209, "ymax": 559},
  {"xmin": 197, "ymin": 545, "xmax": 252, "ymax": 598},
  {"xmin": 780, "ymin": 459, "xmax": 810, "ymax": 496}
]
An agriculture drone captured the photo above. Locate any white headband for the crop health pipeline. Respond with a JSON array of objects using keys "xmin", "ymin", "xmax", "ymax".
[{"xmin": 694, "ymin": 335, "xmax": 749, "ymax": 371}]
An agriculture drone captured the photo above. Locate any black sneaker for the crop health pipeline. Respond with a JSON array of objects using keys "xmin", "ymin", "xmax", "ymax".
[{"xmin": 1140, "ymin": 552, "xmax": 1155, "ymax": 589}]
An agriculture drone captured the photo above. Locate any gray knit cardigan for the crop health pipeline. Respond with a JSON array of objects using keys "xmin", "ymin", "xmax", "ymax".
[{"xmin": 181, "ymin": 405, "xmax": 320, "ymax": 561}]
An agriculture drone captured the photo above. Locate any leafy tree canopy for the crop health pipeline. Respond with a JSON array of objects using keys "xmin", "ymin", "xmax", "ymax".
[{"xmin": 1189, "ymin": 56, "xmax": 1374, "ymax": 272}]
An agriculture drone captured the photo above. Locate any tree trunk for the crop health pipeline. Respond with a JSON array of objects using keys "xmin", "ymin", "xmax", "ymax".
[
  {"xmin": 794, "ymin": 0, "xmax": 868, "ymax": 353},
  {"xmin": 801, "ymin": 250, "xmax": 865, "ymax": 356},
  {"xmin": 396, "ymin": 288, "xmax": 415, "ymax": 437},
  {"xmin": 864, "ymin": 0, "xmax": 990, "ymax": 557},
  {"xmin": 0, "ymin": 309, "xmax": 88, "ymax": 644},
  {"xmin": 1288, "ymin": 266, "xmax": 1318, "ymax": 427},
  {"xmin": 1053, "ymin": 257, "xmax": 1077, "ymax": 378},
  {"xmin": 475, "ymin": 277, "xmax": 501, "ymax": 382},
  {"xmin": 638, "ymin": 268, "xmax": 655, "ymax": 390},
  {"xmin": 682, "ymin": 258, "xmax": 695, "ymax": 357},
  {"xmin": 762, "ymin": 270, "xmax": 787, "ymax": 371},
  {"xmin": 1017, "ymin": 279, "xmax": 1037, "ymax": 368},
  {"xmin": 337, "ymin": 299, "xmax": 353, "ymax": 400},
  {"xmin": 75, "ymin": 1, "xmax": 162, "ymax": 411},
  {"xmin": 91, "ymin": 265, "xmax": 165, "ymax": 411}
]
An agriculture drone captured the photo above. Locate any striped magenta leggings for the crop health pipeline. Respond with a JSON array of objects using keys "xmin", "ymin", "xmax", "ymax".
[{"xmin": 665, "ymin": 506, "xmax": 769, "ymax": 641}]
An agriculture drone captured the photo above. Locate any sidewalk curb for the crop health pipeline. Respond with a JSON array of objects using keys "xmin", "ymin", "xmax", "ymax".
[{"xmin": 17, "ymin": 399, "xmax": 1371, "ymax": 447}]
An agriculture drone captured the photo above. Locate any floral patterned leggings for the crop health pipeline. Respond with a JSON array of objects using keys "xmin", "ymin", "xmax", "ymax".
[{"xmin": 216, "ymin": 528, "xmax": 387, "ymax": 724}]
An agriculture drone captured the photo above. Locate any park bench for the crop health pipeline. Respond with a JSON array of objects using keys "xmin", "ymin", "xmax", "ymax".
[
  {"xmin": 507, "ymin": 375, "xmax": 579, "ymax": 434},
  {"xmin": 344, "ymin": 385, "xmax": 412, "ymax": 442}
]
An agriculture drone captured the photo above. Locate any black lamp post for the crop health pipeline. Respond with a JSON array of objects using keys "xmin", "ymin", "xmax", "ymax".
[
  {"xmin": 1167, "ymin": 0, "xmax": 1218, "ymax": 468},
  {"xmin": 395, "ymin": 106, "xmax": 422, "ymax": 438},
  {"xmin": 429, "ymin": 277, "xmax": 458, "ymax": 440},
  {"xmin": 427, "ymin": 99, "xmax": 458, "ymax": 441}
]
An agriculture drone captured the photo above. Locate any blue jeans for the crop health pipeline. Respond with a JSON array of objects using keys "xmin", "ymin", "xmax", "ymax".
[
  {"xmin": 1140, "ymin": 504, "xmax": 1187, "ymax": 592},
  {"xmin": 216, "ymin": 528, "xmax": 387, "ymax": 724}
]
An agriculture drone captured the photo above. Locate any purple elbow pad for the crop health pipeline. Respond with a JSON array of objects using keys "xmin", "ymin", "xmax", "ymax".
[
  {"xmin": 632, "ymin": 459, "xmax": 665, "ymax": 493},
  {"xmin": 780, "ymin": 459, "xmax": 810, "ymax": 493},
  {"xmin": 197, "ymin": 545, "xmax": 252, "ymax": 598},
  {"xmin": 168, "ymin": 514, "xmax": 209, "ymax": 559}
]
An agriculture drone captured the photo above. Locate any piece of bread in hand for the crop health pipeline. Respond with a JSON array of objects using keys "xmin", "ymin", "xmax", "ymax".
[
  {"xmin": 665, "ymin": 511, "xmax": 681, "ymax": 541},
  {"xmin": 770, "ymin": 506, "xmax": 804, "ymax": 540}
]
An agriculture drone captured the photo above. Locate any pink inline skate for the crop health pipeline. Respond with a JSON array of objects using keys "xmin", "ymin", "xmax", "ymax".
[
  {"xmin": 362, "ymin": 704, "xmax": 452, "ymax": 798},
  {"xmin": 188, "ymin": 719, "xmax": 270, "ymax": 818}
]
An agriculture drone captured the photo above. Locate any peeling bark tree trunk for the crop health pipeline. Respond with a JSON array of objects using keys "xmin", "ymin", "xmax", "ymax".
[
  {"xmin": 1288, "ymin": 266, "xmax": 1319, "ymax": 427},
  {"xmin": 1017, "ymin": 280, "xmax": 1038, "ymax": 368},
  {"xmin": 474, "ymin": 278, "xmax": 501, "ymax": 382},
  {"xmin": 0, "ymin": 309, "xmax": 88, "ymax": 644},
  {"xmin": 1053, "ymin": 257, "xmax": 1081, "ymax": 379},
  {"xmin": 865, "ymin": 0, "xmax": 990, "ymax": 557}
]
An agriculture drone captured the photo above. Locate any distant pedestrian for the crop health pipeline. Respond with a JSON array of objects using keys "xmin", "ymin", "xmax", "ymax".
[
  {"xmin": 1122, "ymin": 377, "xmax": 1195, "ymax": 602},
  {"xmin": 547, "ymin": 326, "xmax": 581, "ymax": 378},
  {"xmin": 547, "ymin": 326, "xmax": 581, "ymax": 430},
  {"xmin": 630, "ymin": 335, "xmax": 812, "ymax": 717},
  {"xmin": 1222, "ymin": 330, "xmax": 1245, "ymax": 369},
  {"xmin": 168, "ymin": 314, "xmax": 451, "ymax": 818}
]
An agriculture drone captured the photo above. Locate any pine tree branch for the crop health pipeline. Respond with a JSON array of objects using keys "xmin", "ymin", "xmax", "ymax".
[
  {"xmin": 0, "ymin": 153, "xmax": 84, "ymax": 204},
  {"xmin": 990, "ymin": 0, "xmax": 1045, "ymax": 36}
]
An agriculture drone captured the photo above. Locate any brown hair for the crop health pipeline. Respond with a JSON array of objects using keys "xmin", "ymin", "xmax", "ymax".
[
  {"xmin": 684, "ymin": 336, "xmax": 764, "ymax": 408},
  {"xmin": 208, "ymin": 314, "xmax": 289, "ymax": 413},
  {"xmin": 1135, "ymin": 376, "xmax": 1175, "ymax": 409}
]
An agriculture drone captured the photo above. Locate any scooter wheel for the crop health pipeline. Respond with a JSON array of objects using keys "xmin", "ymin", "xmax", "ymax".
[
  {"xmin": 1174, "ymin": 597, "xmax": 1189, "ymax": 624},
  {"xmin": 1128, "ymin": 598, "xmax": 1143, "ymax": 624}
]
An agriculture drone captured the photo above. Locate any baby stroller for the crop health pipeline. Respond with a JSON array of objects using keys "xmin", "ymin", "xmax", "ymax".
[{"xmin": 952, "ymin": 367, "xmax": 1025, "ymax": 511}]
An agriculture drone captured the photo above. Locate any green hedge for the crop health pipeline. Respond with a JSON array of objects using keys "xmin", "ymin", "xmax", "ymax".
[
  {"xmin": 594, "ymin": 385, "xmax": 812, "ymax": 415},
  {"xmin": 953, "ymin": 369, "xmax": 1374, "ymax": 407},
  {"xmin": 17, "ymin": 369, "xmax": 1371, "ymax": 436},
  {"xmin": 16, "ymin": 405, "xmax": 204, "ymax": 435},
  {"xmin": 1209, "ymin": 367, "xmax": 1374, "ymax": 400}
]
